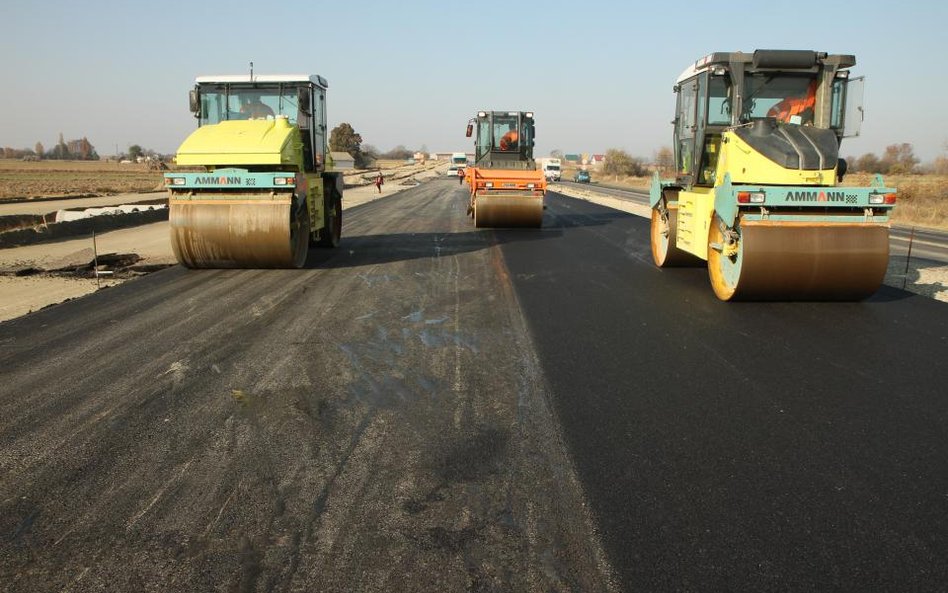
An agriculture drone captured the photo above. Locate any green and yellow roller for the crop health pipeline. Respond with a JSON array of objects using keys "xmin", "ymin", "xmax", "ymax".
[
  {"xmin": 650, "ymin": 50, "xmax": 896, "ymax": 300},
  {"xmin": 164, "ymin": 74, "xmax": 342, "ymax": 268}
]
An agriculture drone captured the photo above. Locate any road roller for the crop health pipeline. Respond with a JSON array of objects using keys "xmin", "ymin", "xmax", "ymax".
[
  {"xmin": 463, "ymin": 111, "xmax": 545, "ymax": 228},
  {"xmin": 164, "ymin": 74, "xmax": 342, "ymax": 268},
  {"xmin": 650, "ymin": 50, "xmax": 897, "ymax": 301}
]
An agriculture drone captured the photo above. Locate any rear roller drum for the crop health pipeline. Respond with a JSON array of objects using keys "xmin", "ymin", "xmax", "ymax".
[
  {"xmin": 316, "ymin": 189, "xmax": 342, "ymax": 248},
  {"xmin": 650, "ymin": 203, "xmax": 701, "ymax": 267},
  {"xmin": 289, "ymin": 203, "xmax": 310, "ymax": 268}
]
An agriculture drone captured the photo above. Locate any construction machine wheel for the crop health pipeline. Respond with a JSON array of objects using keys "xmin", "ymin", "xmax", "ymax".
[
  {"xmin": 707, "ymin": 216, "xmax": 890, "ymax": 301},
  {"xmin": 315, "ymin": 188, "xmax": 342, "ymax": 248},
  {"xmin": 473, "ymin": 195, "xmax": 543, "ymax": 228},
  {"xmin": 170, "ymin": 196, "xmax": 310, "ymax": 269},
  {"xmin": 650, "ymin": 202, "xmax": 701, "ymax": 267},
  {"xmin": 289, "ymin": 203, "xmax": 310, "ymax": 268}
]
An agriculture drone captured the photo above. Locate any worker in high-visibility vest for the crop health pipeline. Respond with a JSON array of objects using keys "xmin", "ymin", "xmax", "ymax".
[
  {"xmin": 768, "ymin": 80, "xmax": 817, "ymax": 123},
  {"xmin": 499, "ymin": 125, "xmax": 519, "ymax": 151}
]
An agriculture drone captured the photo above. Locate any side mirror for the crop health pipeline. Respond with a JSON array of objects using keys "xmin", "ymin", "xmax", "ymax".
[
  {"xmin": 465, "ymin": 123, "xmax": 473, "ymax": 138},
  {"xmin": 298, "ymin": 88, "xmax": 311, "ymax": 114},
  {"xmin": 189, "ymin": 89, "xmax": 200, "ymax": 115}
]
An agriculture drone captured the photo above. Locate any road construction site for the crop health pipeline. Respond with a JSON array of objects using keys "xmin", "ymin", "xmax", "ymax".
[
  {"xmin": 2, "ymin": 170, "xmax": 945, "ymax": 322},
  {"xmin": 3, "ymin": 51, "xmax": 948, "ymax": 591},
  {"xmin": 1, "ymin": 175, "xmax": 947, "ymax": 592}
]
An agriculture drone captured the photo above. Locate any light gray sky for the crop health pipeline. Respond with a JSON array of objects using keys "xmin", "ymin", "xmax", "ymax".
[{"xmin": 2, "ymin": 0, "xmax": 946, "ymax": 161}]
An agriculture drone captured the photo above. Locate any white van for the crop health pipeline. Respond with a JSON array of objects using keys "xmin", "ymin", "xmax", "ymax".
[{"xmin": 542, "ymin": 159, "xmax": 562, "ymax": 182}]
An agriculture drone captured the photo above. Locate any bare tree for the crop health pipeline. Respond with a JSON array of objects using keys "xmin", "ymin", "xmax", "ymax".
[
  {"xmin": 653, "ymin": 146, "xmax": 674, "ymax": 173},
  {"xmin": 603, "ymin": 148, "xmax": 647, "ymax": 177},
  {"xmin": 34, "ymin": 141, "xmax": 44, "ymax": 158},
  {"xmin": 881, "ymin": 143, "xmax": 919, "ymax": 174}
]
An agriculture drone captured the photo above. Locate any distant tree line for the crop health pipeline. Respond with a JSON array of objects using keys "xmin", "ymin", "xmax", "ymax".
[
  {"xmin": 2, "ymin": 133, "xmax": 100, "ymax": 161},
  {"xmin": 600, "ymin": 142, "xmax": 946, "ymax": 177},
  {"xmin": 845, "ymin": 143, "xmax": 920, "ymax": 175},
  {"xmin": 329, "ymin": 123, "xmax": 431, "ymax": 168}
]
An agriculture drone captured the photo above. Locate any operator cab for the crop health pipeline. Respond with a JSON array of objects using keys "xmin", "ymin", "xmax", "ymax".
[
  {"xmin": 466, "ymin": 111, "xmax": 536, "ymax": 170},
  {"xmin": 673, "ymin": 50, "xmax": 864, "ymax": 186},
  {"xmin": 188, "ymin": 74, "xmax": 329, "ymax": 172}
]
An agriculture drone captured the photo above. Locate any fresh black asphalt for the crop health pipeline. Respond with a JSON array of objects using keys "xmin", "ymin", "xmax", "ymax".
[{"xmin": 502, "ymin": 191, "xmax": 948, "ymax": 591}]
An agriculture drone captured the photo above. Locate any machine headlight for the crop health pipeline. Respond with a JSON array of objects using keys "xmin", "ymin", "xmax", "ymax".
[
  {"xmin": 485, "ymin": 182, "xmax": 494, "ymax": 188},
  {"xmin": 273, "ymin": 176, "xmax": 295, "ymax": 186},
  {"xmin": 525, "ymin": 112, "xmax": 534, "ymax": 119},
  {"xmin": 164, "ymin": 177, "xmax": 186, "ymax": 186},
  {"xmin": 527, "ymin": 183, "xmax": 535, "ymax": 189}
]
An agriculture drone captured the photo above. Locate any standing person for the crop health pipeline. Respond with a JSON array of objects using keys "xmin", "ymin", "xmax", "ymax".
[
  {"xmin": 375, "ymin": 170, "xmax": 384, "ymax": 194},
  {"xmin": 457, "ymin": 166, "xmax": 465, "ymax": 185}
]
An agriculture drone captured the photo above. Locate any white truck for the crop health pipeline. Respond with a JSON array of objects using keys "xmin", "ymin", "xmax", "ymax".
[
  {"xmin": 541, "ymin": 158, "xmax": 562, "ymax": 182},
  {"xmin": 448, "ymin": 152, "xmax": 468, "ymax": 176}
]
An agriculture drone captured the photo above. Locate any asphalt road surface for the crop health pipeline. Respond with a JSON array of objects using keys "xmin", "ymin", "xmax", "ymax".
[
  {"xmin": 0, "ymin": 179, "xmax": 612, "ymax": 592},
  {"xmin": 2, "ymin": 178, "xmax": 947, "ymax": 591}
]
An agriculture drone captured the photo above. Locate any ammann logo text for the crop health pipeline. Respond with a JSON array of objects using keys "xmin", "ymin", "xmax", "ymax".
[
  {"xmin": 195, "ymin": 176, "xmax": 242, "ymax": 185},
  {"xmin": 785, "ymin": 190, "xmax": 854, "ymax": 203}
]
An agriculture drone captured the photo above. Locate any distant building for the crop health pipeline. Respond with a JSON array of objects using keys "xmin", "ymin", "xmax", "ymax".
[{"xmin": 330, "ymin": 151, "xmax": 355, "ymax": 170}]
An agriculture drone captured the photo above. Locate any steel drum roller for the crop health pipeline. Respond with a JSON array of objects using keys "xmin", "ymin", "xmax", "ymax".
[
  {"xmin": 169, "ymin": 196, "xmax": 309, "ymax": 269},
  {"xmin": 708, "ymin": 219, "xmax": 890, "ymax": 301},
  {"xmin": 650, "ymin": 205, "xmax": 702, "ymax": 267},
  {"xmin": 474, "ymin": 195, "xmax": 543, "ymax": 228}
]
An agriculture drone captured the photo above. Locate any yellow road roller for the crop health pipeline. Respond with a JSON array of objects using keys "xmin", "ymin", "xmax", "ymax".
[
  {"xmin": 164, "ymin": 74, "xmax": 342, "ymax": 268},
  {"xmin": 464, "ymin": 111, "xmax": 545, "ymax": 228},
  {"xmin": 650, "ymin": 50, "xmax": 896, "ymax": 300}
]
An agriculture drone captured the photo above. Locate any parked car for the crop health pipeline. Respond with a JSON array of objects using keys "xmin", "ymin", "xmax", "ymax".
[
  {"xmin": 574, "ymin": 169, "xmax": 591, "ymax": 183},
  {"xmin": 447, "ymin": 166, "xmax": 460, "ymax": 176}
]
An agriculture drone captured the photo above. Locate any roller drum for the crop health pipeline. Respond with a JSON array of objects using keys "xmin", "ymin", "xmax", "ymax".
[
  {"xmin": 473, "ymin": 195, "xmax": 543, "ymax": 228},
  {"xmin": 170, "ymin": 196, "xmax": 309, "ymax": 269},
  {"xmin": 650, "ymin": 205, "xmax": 702, "ymax": 267},
  {"xmin": 708, "ymin": 218, "xmax": 890, "ymax": 301}
]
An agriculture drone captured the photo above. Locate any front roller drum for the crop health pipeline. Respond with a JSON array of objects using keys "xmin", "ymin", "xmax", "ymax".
[
  {"xmin": 473, "ymin": 194, "xmax": 543, "ymax": 228},
  {"xmin": 170, "ymin": 197, "xmax": 309, "ymax": 269},
  {"xmin": 650, "ymin": 205, "xmax": 702, "ymax": 267},
  {"xmin": 707, "ymin": 218, "xmax": 890, "ymax": 301}
]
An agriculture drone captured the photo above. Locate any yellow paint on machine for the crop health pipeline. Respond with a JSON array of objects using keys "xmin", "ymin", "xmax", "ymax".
[
  {"xmin": 717, "ymin": 131, "xmax": 837, "ymax": 186},
  {"xmin": 174, "ymin": 118, "xmax": 304, "ymax": 170},
  {"xmin": 675, "ymin": 187, "xmax": 715, "ymax": 260}
]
